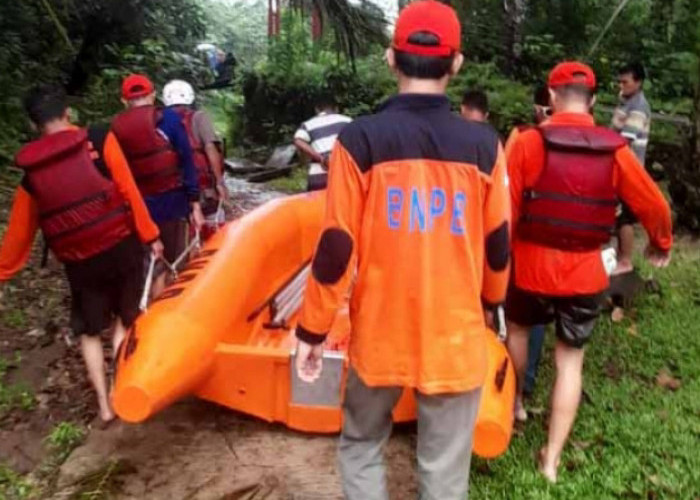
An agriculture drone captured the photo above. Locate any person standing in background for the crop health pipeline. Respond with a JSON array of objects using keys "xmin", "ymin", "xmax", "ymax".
[
  {"xmin": 460, "ymin": 89, "xmax": 489, "ymax": 122},
  {"xmin": 611, "ymin": 62, "xmax": 652, "ymax": 275},
  {"xmin": 293, "ymin": 94, "xmax": 352, "ymax": 192}
]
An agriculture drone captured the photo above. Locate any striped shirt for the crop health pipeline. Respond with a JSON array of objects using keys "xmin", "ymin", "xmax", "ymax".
[
  {"xmin": 611, "ymin": 91, "xmax": 651, "ymax": 165},
  {"xmin": 294, "ymin": 112, "xmax": 353, "ymax": 180}
]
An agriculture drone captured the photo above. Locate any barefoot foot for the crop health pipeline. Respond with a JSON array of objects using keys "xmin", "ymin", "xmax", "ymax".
[{"xmin": 538, "ymin": 447, "xmax": 559, "ymax": 483}]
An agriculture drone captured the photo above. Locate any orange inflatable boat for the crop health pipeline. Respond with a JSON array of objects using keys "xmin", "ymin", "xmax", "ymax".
[{"xmin": 113, "ymin": 192, "xmax": 515, "ymax": 457}]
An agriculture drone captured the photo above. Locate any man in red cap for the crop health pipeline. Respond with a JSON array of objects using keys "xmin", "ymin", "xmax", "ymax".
[
  {"xmin": 505, "ymin": 61, "xmax": 673, "ymax": 482},
  {"xmin": 112, "ymin": 74, "xmax": 204, "ymax": 298},
  {"xmin": 294, "ymin": 1, "xmax": 511, "ymax": 498}
]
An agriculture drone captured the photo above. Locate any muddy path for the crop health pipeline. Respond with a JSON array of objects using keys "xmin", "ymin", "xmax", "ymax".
[
  {"xmin": 52, "ymin": 401, "xmax": 417, "ymax": 499},
  {"xmin": 1, "ymin": 175, "xmax": 420, "ymax": 498}
]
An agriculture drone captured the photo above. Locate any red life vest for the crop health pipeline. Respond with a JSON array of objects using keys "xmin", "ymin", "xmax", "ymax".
[
  {"xmin": 15, "ymin": 128, "xmax": 133, "ymax": 262},
  {"xmin": 176, "ymin": 107, "xmax": 215, "ymax": 190},
  {"xmin": 111, "ymin": 106, "xmax": 182, "ymax": 196},
  {"xmin": 518, "ymin": 125, "xmax": 627, "ymax": 251}
]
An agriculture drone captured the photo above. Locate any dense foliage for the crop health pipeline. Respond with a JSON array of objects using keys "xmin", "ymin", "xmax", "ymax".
[
  {"xmin": 0, "ymin": 0, "xmax": 698, "ymax": 229},
  {"xmin": 0, "ymin": 0, "xmax": 208, "ymax": 163}
]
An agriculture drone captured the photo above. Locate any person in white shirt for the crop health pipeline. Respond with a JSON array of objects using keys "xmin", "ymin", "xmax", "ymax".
[{"xmin": 294, "ymin": 95, "xmax": 352, "ymax": 191}]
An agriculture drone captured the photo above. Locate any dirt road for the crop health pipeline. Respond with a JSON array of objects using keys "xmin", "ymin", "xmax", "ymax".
[{"xmin": 53, "ymin": 400, "xmax": 418, "ymax": 499}]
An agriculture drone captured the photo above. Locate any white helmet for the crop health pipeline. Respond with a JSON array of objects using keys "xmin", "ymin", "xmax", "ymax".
[{"xmin": 163, "ymin": 79, "xmax": 195, "ymax": 106}]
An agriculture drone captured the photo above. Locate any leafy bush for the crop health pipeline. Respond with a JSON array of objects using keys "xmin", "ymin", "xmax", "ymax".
[{"xmin": 0, "ymin": 0, "xmax": 207, "ymax": 168}]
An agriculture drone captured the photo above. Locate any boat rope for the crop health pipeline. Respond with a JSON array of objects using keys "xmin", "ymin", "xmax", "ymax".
[{"xmin": 139, "ymin": 229, "xmax": 201, "ymax": 311}]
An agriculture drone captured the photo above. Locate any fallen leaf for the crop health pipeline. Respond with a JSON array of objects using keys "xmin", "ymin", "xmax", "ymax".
[
  {"xmin": 26, "ymin": 328, "xmax": 45, "ymax": 338},
  {"xmin": 529, "ymin": 406, "xmax": 545, "ymax": 416},
  {"xmin": 604, "ymin": 361, "xmax": 622, "ymax": 381},
  {"xmin": 656, "ymin": 369, "xmax": 681, "ymax": 391},
  {"xmin": 611, "ymin": 307, "xmax": 625, "ymax": 323},
  {"xmin": 627, "ymin": 324, "xmax": 639, "ymax": 336},
  {"xmin": 648, "ymin": 475, "xmax": 660, "ymax": 486},
  {"xmin": 572, "ymin": 440, "xmax": 592, "ymax": 450}
]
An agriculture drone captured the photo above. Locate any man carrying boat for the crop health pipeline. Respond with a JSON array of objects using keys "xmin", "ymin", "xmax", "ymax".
[
  {"xmin": 162, "ymin": 79, "xmax": 228, "ymax": 239},
  {"xmin": 504, "ymin": 83, "xmax": 551, "ymax": 416},
  {"xmin": 504, "ymin": 61, "xmax": 673, "ymax": 482},
  {"xmin": 112, "ymin": 74, "xmax": 204, "ymax": 298},
  {"xmin": 0, "ymin": 86, "xmax": 163, "ymax": 424},
  {"xmin": 294, "ymin": 2, "xmax": 511, "ymax": 498}
]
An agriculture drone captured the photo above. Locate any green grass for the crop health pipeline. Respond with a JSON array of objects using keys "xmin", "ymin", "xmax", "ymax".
[
  {"xmin": 0, "ymin": 463, "xmax": 34, "ymax": 500},
  {"xmin": 471, "ymin": 241, "xmax": 700, "ymax": 499},
  {"xmin": 0, "ymin": 357, "xmax": 35, "ymax": 417},
  {"xmin": 1, "ymin": 309, "xmax": 26, "ymax": 330},
  {"xmin": 265, "ymin": 165, "xmax": 307, "ymax": 193}
]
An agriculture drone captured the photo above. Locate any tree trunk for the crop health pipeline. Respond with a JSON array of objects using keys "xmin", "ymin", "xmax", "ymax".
[
  {"xmin": 695, "ymin": 55, "xmax": 700, "ymax": 164},
  {"xmin": 268, "ymin": 0, "xmax": 280, "ymax": 37},
  {"xmin": 311, "ymin": 5, "xmax": 322, "ymax": 41},
  {"xmin": 503, "ymin": 0, "xmax": 527, "ymax": 73}
]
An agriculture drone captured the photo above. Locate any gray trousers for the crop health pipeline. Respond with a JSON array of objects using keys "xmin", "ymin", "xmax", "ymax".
[{"xmin": 339, "ymin": 368, "xmax": 482, "ymax": 500}]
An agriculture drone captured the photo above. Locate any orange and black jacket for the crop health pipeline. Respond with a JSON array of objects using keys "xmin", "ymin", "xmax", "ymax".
[
  {"xmin": 297, "ymin": 94, "xmax": 511, "ymax": 394},
  {"xmin": 507, "ymin": 112, "xmax": 673, "ymax": 296},
  {"xmin": 0, "ymin": 126, "xmax": 159, "ymax": 280}
]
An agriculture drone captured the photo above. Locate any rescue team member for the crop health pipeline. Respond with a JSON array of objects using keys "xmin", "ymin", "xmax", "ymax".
[
  {"xmin": 293, "ymin": 94, "xmax": 352, "ymax": 192},
  {"xmin": 460, "ymin": 89, "xmax": 489, "ymax": 122},
  {"xmin": 0, "ymin": 87, "xmax": 163, "ymax": 423},
  {"xmin": 611, "ymin": 62, "xmax": 652, "ymax": 276},
  {"xmin": 112, "ymin": 74, "xmax": 204, "ymax": 298},
  {"xmin": 504, "ymin": 84, "xmax": 551, "ymax": 414},
  {"xmin": 162, "ymin": 79, "xmax": 228, "ymax": 238},
  {"xmin": 294, "ymin": 2, "xmax": 511, "ymax": 498},
  {"xmin": 505, "ymin": 62, "xmax": 672, "ymax": 483}
]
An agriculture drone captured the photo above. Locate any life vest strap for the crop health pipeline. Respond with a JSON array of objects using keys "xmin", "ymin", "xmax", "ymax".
[
  {"xmin": 523, "ymin": 189, "xmax": 618, "ymax": 207},
  {"xmin": 39, "ymin": 190, "xmax": 109, "ymax": 220},
  {"xmin": 45, "ymin": 205, "xmax": 129, "ymax": 242},
  {"xmin": 520, "ymin": 213, "xmax": 615, "ymax": 234}
]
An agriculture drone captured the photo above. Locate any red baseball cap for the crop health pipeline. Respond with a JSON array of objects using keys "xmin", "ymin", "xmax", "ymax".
[
  {"xmin": 393, "ymin": 0, "xmax": 461, "ymax": 57},
  {"xmin": 548, "ymin": 61, "xmax": 597, "ymax": 89},
  {"xmin": 122, "ymin": 74, "xmax": 155, "ymax": 100}
]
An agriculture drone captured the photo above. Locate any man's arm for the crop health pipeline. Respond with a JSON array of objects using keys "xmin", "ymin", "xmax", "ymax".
[
  {"xmin": 294, "ymin": 138, "xmax": 325, "ymax": 164},
  {"xmin": 0, "ymin": 187, "xmax": 40, "ymax": 281},
  {"xmin": 297, "ymin": 139, "xmax": 367, "ymax": 343},
  {"xmin": 194, "ymin": 111, "xmax": 225, "ymax": 184},
  {"xmin": 613, "ymin": 99, "xmax": 651, "ymax": 162},
  {"xmin": 615, "ymin": 146, "xmax": 672, "ymax": 253},
  {"xmin": 506, "ymin": 132, "xmax": 528, "ymax": 228},
  {"xmin": 504, "ymin": 127, "xmax": 520, "ymax": 158},
  {"xmin": 102, "ymin": 131, "xmax": 160, "ymax": 246},
  {"xmin": 294, "ymin": 124, "xmax": 327, "ymax": 168},
  {"xmin": 482, "ymin": 145, "xmax": 511, "ymax": 311}
]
